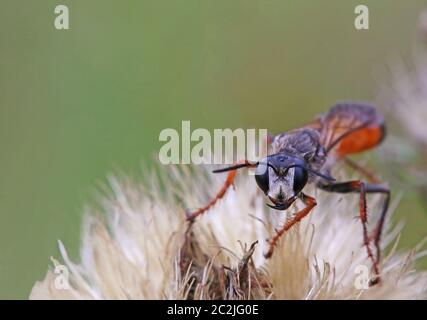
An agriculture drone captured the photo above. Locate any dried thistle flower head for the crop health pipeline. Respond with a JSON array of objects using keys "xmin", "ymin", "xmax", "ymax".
[{"xmin": 30, "ymin": 163, "xmax": 427, "ymax": 300}]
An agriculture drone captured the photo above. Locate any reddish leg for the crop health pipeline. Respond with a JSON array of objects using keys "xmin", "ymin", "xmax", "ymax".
[
  {"xmin": 264, "ymin": 193, "xmax": 317, "ymax": 259},
  {"xmin": 358, "ymin": 182, "xmax": 380, "ymax": 282},
  {"xmin": 367, "ymin": 185, "xmax": 390, "ymax": 269},
  {"xmin": 186, "ymin": 160, "xmax": 256, "ymax": 221},
  {"xmin": 317, "ymin": 180, "xmax": 390, "ymax": 285}
]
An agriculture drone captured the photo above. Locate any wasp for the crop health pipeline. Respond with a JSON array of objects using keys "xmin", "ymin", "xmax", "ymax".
[{"xmin": 186, "ymin": 102, "xmax": 390, "ymax": 285}]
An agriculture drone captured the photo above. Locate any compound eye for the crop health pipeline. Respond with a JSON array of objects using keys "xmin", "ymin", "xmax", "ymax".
[
  {"xmin": 293, "ymin": 166, "xmax": 308, "ymax": 194},
  {"xmin": 255, "ymin": 162, "xmax": 269, "ymax": 194}
]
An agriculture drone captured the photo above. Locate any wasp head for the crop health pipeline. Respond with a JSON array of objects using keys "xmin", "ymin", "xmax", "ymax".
[
  {"xmin": 255, "ymin": 154, "xmax": 308, "ymax": 210},
  {"xmin": 212, "ymin": 154, "xmax": 333, "ymax": 211}
]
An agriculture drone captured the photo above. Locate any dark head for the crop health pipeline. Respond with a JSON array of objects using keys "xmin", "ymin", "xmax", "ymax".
[
  {"xmin": 213, "ymin": 154, "xmax": 334, "ymax": 210},
  {"xmin": 254, "ymin": 154, "xmax": 309, "ymax": 210}
]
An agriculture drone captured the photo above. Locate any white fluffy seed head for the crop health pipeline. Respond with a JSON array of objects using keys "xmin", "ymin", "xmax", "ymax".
[{"xmin": 30, "ymin": 162, "xmax": 427, "ymax": 300}]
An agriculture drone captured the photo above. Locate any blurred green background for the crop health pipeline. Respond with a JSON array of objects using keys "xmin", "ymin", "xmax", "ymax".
[{"xmin": 1, "ymin": 0, "xmax": 427, "ymax": 299}]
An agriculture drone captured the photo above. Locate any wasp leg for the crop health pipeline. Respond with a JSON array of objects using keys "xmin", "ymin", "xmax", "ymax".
[
  {"xmin": 317, "ymin": 180, "xmax": 390, "ymax": 285},
  {"xmin": 365, "ymin": 185, "xmax": 390, "ymax": 269},
  {"xmin": 185, "ymin": 160, "xmax": 256, "ymax": 222},
  {"xmin": 343, "ymin": 157, "xmax": 380, "ymax": 183},
  {"xmin": 185, "ymin": 169, "xmax": 237, "ymax": 222},
  {"xmin": 264, "ymin": 193, "xmax": 317, "ymax": 259}
]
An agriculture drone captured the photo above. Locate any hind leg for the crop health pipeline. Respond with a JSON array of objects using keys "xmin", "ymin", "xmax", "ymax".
[{"xmin": 318, "ymin": 180, "xmax": 390, "ymax": 285}]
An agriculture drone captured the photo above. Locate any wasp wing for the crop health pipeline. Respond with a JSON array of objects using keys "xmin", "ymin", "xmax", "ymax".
[{"xmin": 313, "ymin": 102, "xmax": 385, "ymax": 157}]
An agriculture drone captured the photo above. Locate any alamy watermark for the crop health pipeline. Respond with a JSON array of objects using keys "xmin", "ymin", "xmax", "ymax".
[
  {"xmin": 354, "ymin": 264, "xmax": 370, "ymax": 289},
  {"xmin": 54, "ymin": 5, "xmax": 69, "ymax": 30},
  {"xmin": 354, "ymin": 5, "xmax": 369, "ymax": 30},
  {"xmin": 159, "ymin": 121, "xmax": 268, "ymax": 167},
  {"xmin": 52, "ymin": 4, "xmax": 369, "ymax": 31}
]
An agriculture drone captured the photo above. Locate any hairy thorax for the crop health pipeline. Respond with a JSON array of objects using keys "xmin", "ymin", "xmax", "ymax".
[{"xmin": 271, "ymin": 128, "xmax": 328, "ymax": 183}]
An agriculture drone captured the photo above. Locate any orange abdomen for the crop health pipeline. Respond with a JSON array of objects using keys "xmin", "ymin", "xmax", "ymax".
[{"xmin": 336, "ymin": 124, "xmax": 385, "ymax": 157}]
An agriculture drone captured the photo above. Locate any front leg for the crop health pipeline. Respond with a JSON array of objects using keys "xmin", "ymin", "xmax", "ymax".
[
  {"xmin": 264, "ymin": 193, "xmax": 317, "ymax": 259},
  {"xmin": 186, "ymin": 160, "xmax": 257, "ymax": 222}
]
